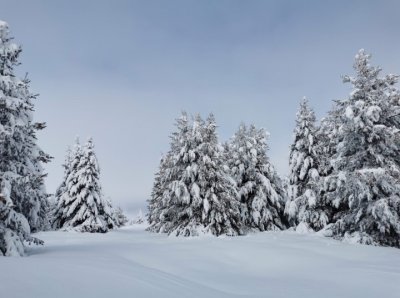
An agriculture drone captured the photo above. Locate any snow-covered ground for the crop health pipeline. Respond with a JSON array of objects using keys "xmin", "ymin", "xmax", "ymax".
[{"xmin": 1, "ymin": 225, "xmax": 399, "ymax": 298}]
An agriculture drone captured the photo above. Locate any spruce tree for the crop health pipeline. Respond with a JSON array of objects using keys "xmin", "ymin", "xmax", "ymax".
[
  {"xmin": 285, "ymin": 99, "xmax": 329, "ymax": 230},
  {"xmin": 226, "ymin": 124, "xmax": 286, "ymax": 231},
  {"xmin": 147, "ymin": 113, "xmax": 187, "ymax": 234},
  {"xmin": 148, "ymin": 113, "xmax": 242, "ymax": 236},
  {"xmin": 0, "ymin": 179, "xmax": 42, "ymax": 256},
  {"xmin": 194, "ymin": 114, "xmax": 241, "ymax": 235},
  {"xmin": 53, "ymin": 139, "xmax": 80, "ymax": 229},
  {"xmin": 324, "ymin": 50, "xmax": 400, "ymax": 247},
  {"xmin": 0, "ymin": 20, "xmax": 51, "ymax": 233},
  {"xmin": 112, "ymin": 206, "xmax": 128, "ymax": 227},
  {"xmin": 53, "ymin": 138, "xmax": 115, "ymax": 232},
  {"xmin": 0, "ymin": 20, "xmax": 46, "ymax": 254},
  {"xmin": 147, "ymin": 153, "xmax": 172, "ymax": 230}
]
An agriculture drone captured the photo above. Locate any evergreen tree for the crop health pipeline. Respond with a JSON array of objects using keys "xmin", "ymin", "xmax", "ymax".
[
  {"xmin": 132, "ymin": 209, "xmax": 145, "ymax": 224},
  {"xmin": 0, "ymin": 20, "xmax": 51, "ymax": 233},
  {"xmin": 147, "ymin": 153, "xmax": 172, "ymax": 229},
  {"xmin": 194, "ymin": 114, "xmax": 241, "ymax": 235},
  {"xmin": 111, "ymin": 206, "xmax": 128, "ymax": 227},
  {"xmin": 0, "ymin": 20, "xmax": 47, "ymax": 255},
  {"xmin": 53, "ymin": 138, "xmax": 115, "ymax": 232},
  {"xmin": 285, "ymin": 99, "xmax": 329, "ymax": 230},
  {"xmin": 0, "ymin": 178, "xmax": 42, "ymax": 256},
  {"xmin": 54, "ymin": 145, "xmax": 74, "ymax": 203},
  {"xmin": 148, "ymin": 113, "xmax": 242, "ymax": 236},
  {"xmin": 324, "ymin": 50, "xmax": 400, "ymax": 247},
  {"xmin": 53, "ymin": 139, "xmax": 80, "ymax": 229},
  {"xmin": 226, "ymin": 124, "xmax": 286, "ymax": 231}
]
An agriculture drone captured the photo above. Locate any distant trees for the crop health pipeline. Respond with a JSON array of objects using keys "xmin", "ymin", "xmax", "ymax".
[
  {"xmin": 0, "ymin": 20, "xmax": 49, "ymax": 256},
  {"xmin": 53, "ymin": 138, "xmax": 116, "ymax": 233}
]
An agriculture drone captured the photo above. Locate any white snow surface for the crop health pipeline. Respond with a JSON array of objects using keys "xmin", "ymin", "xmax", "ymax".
[{"xmin": 1, "ymin": 225, "xmax": 399, "ymax": 298}]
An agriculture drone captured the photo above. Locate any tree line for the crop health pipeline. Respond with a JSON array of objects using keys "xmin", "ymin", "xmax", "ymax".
[
  {"xmin": 1, "ymin": 20, "xmax": 400, "ymax": 257},
  {"xmin": 148, "ymin": 50, "xmax": 400, "ymax": 248}
]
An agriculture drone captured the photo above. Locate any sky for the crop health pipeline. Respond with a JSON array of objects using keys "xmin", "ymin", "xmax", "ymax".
[{"xmin": 2, "ymin": 0, "xmax": 400, "ymax": 211}]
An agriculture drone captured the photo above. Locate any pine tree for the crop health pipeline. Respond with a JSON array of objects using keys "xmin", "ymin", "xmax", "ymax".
[
  {"xmin": 0, "ymin": 20, "xmax": 51, "ymax": 233},
  {"xmin": 112, "ymin": 206, "xmax": 128, "ymax": 227},
  {"xmin": 226, "ymin": 124, "xmax": 287, "ymax": 231},
  {"xmin": 285, "ymin": 99, "xmax": 329, "ymax": 230},
  {"xmin": 148, "ymin": 113, "xmax": 242, "ymax": 236},
  {"xmin": 53, "ymin": 138, "xmax": 115, "ymax": 232},
  {"xmin": 147, "ymin": 113, "xmax": 187, "ymax": 234},
  {"xmin": 147, "ymin": 153, "xmax": 172, "ymax": 229},
  {"xmin": 194, "ymin": 114, "xmax": 241, "ymax": 235},
  {"xmin": 53, "ymin": 139, "xmax": 80, "ymax": 229},
  {"xmin": 54, "ymin": 145, "xmax": 73, "ymax": 203},
  {"xmin": 132, "ymin": 209, "xmax": 145, "ymax": 224},
  {"xmin": 0, "ymin": 178, "xmax": 42, "ymax": 256},
  {"xmin": 324, "ymin": 50, "xmax": 400, "ymax": 247},
  {"xmin": 0, "ymin": 20, "xmax": 47, "ymax": 255}
]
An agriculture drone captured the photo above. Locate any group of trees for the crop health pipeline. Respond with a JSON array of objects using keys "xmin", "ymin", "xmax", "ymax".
[
  {"xmin": 1, "ymin": 18, "xmax": 399, "ymax": 255},
  {"xmin": 147, "ymin": 113, "xmax": 287, "ymax": 236},
  {"xmin": 0, "ymin": 21, "xmax": 126, "ymax": 256},
  {"xmin": 148, "ymin": 50, "xmax": 400, "ymax": 248},
  {"xmin": 286, "ymin": 50, "xmax": 400, "ymax": 247}
]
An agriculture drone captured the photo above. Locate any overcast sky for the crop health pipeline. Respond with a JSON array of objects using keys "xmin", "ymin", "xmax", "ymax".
[{"xmin": 2, "ymin": 0, "xmax": 400, "ymax": 210}]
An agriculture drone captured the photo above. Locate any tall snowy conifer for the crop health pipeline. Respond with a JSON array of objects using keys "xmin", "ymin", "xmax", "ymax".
[
  {"xmin": 147, "ymin": 153, "xmax": 172, "ymax": 229},
  {"xmin": 53, "ymin": 138, "xmax": 115, "ymax": 232},
  {"xmin": 226, "ymin": 124, "xmax": 286, "ymax": 231},
  {"xmin": 0, "ymin": 21, "xmax": 51, "ymax": 233},
  {"xmin": 148, "ymin": 113, "xmax": 242, "ymax": 236},
  {"xmin": 0, "ymin": 20, "xmax": 48, "ymax": 255},
  {"xmin": 53, "ymin": 140, "xmax": 79, "ymax": 229},
  {"xmin": 285, "ymin": 99, "xmax": 328, "ymax": 230},
  {"xmin": 324, "ymin": 50, "xmax": 400, "ymax": 247},
  {"xmin": 194, "ymin": 114, "xmax": 241, "ymax": 235}
]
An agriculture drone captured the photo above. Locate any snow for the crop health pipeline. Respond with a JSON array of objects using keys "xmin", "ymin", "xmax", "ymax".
[
  {"xmin": 345, "ymin": 106, "xmax": 354, "ymax": 119},
  {"xmin": 1, "ymin": 225, "xmax": 399, "ymax": 298},
  {"xmin": 0, "ymin": 20, "xmax": 8, "ymax": 30}
]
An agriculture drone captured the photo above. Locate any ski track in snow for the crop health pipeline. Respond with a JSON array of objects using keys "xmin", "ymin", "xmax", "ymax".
[{"xmin": 1, "ymin": 225, "xmax": 399, "ymax": 298}]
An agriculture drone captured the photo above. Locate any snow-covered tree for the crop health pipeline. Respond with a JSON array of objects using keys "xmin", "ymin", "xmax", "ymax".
[
  {"xmin": 53, "ymin": 139, "xmax": 81, "ymax": 229},
  {"xmin": 111, "ymin": 206, "xmax": 129, "ymax": 227},
  {"xmin": 147, "ymin": 153, "xmax": 172, "ymax": 228},
  {"xmin": 226, "ymin": 124, "xmax": 287, "ymax": 231},
  {"xmin": 148, "ymin": 113, "xmax": 242, "ymax": 236},
  {"xmin": 54, "ymin": 145, "xmax": 74, "ymax": 203},
  {"xmin": 0, "ymin": 21, "xmax": 52, "ymax": 233},
  {"xmin": 324, "ymin": 50, "xmax": 400, "ymax": 247},
  {"xmin": 53, "ymin": 138, "xmax": 115, "ymax": 233},
  {"xmin": 131, "ymin": 209, "xmax": 145, "ymax": 224},
  {"xmin": 194, "ymin": 114, "xmax": 242, "ymax": 235},
  {"xmin": 0, "ymin": 20, "xmax": 51, "ymax": 233},
  {"xmin": 285, "ymin": 99, "xmax": 329, "ymax": 230},
  {"xmin": 0, "ymin": 20, "xmax": 49, "ymax": 255},
  {"xmin": 0, "ymin": 179, "xmax": 42, "ymax": 256}
]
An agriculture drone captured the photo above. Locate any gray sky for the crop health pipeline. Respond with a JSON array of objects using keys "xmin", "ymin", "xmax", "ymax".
[{"xmin": 2, "ymin": 0, "xmax": 400, "ymax": 210}]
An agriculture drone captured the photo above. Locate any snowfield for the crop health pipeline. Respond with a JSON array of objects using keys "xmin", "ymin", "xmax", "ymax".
[{"xmin": 1, "ymin": 225, "xmax": 399, "ymax": 298}]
